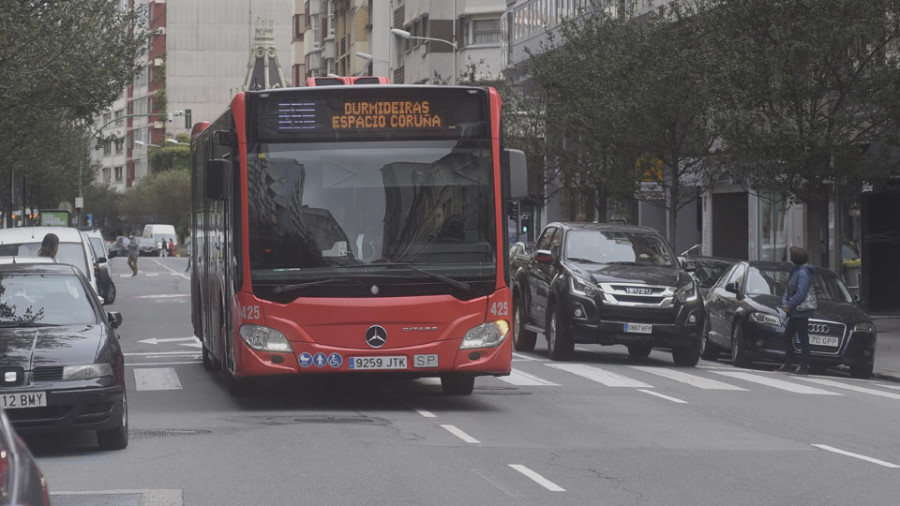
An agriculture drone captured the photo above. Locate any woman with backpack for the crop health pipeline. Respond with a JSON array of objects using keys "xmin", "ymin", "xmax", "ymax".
[{"xmin": 777, "ymin": 246, "xmax": 817, "ymax": 375}]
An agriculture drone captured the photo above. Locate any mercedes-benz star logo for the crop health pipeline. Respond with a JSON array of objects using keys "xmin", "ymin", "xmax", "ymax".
[
  {"xmin": 365, "ymin": 325, "xmax": 387, "ymax": 348},
  {"xmin": 808, "ymin": 323, "xmax": 830, "ymax": 335}
]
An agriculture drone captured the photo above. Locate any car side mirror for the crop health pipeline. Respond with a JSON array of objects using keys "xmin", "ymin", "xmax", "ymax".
[
  {"xmin": 853, "ymin": 292, "xmax": 861, "ymax": 304},
  {"xmin": 534, "ymin": 249, "xmax": 554, "ymax": 264},
  {"xmin": 107, "ymin": 311, "xmax": 123, "ymax": 329},
  {"xmin": 96, "ymin": 256, "xmax": 107, "ymax": 264},
  {"xmin": 725, "ymin": 281, "xmax": 739, "ymax": 294}
]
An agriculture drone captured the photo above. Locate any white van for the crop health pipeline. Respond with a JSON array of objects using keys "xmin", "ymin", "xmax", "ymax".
[{"xmin": 142, "ymin": 224, "xmax": 177, "ymax": 254}]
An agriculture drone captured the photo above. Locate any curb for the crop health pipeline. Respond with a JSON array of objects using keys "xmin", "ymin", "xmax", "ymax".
[{"xmin": 872, "ymin": 370, "xmax": 900, "ymax": 383}]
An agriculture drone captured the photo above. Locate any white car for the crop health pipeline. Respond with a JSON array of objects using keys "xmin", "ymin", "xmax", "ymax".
[{"xmin": 0, "ymin": 226, "xmax": 102, "ymax": 298}]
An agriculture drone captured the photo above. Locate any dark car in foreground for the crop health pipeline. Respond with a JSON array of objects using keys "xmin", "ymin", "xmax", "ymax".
[
  {"xmin": 0, "ymin": 408, "xmax": 50, "ymax": 505},
  {"xmin": 511, "ymin": 222, "xmax": 704, "ymax": 365},
  {"xmin": 0, "ymin": 263, "xmax": 128, "ymax": 450},
  {"xmin": 703, "ymin": 261, "xmax": 876, "ymax": 378}
]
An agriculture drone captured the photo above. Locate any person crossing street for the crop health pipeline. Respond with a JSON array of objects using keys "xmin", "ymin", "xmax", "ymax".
[{"xmin": 126, "ymin": 233, "xmax": 140, "ymax": 276}]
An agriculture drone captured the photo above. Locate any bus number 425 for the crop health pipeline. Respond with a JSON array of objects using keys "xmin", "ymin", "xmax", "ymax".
[{"xmin": 489, "ymin": 301, "xmax": 508, "ymax": 316}]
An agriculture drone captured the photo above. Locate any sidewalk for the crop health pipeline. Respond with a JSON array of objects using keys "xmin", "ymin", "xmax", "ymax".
[{"xmin": 871, "ymin": 314, "xmax": 900, "ymax": 382}]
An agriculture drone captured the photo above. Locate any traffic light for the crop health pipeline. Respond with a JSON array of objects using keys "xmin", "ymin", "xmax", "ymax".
[
  {"xmin": 521, "ymin": 215, "xmax": 532, "ymax": 234},
  {"xmin": 507, "ymin": 201, "xmax": 518, "ymax": 220}
]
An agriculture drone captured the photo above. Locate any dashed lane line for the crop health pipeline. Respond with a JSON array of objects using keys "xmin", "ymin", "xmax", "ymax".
[
  {"xmin": 509, "ymin": 465, "xmax": 566, "ymax": 492},
  {"xmin": 812, "ymin": 444, "xmax": 900, "ymax": 469},
  {"xmin": 441, "ymin": 424, "xmax": 480, "ymax": 444}
]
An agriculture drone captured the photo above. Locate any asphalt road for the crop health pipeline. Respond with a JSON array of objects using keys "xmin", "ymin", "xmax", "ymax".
[{"xmin": 26, "ymin": 256, "xmax": 900, "ymax": 505}]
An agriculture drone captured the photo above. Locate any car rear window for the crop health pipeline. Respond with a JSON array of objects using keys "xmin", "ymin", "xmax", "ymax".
[
  {"xmin": 0, "ymin": 273, "xmax": 97, "ymax": 325},
  {"xmin": 0, "ymin": 242, "xmax": 90, "ymax": 277}
]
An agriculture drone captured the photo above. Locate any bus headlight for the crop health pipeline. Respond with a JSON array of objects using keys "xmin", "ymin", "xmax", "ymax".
[
  {"xmin": 63, "ymin": 363, "xmax": 113, "ymax": 380},
  {"xmin": 460, "ymin": 320, "xmax": 510, "ymax": 350},
  {"xmin": 239, "ymin": 324, "xmax": 293, "ymax": 352}
]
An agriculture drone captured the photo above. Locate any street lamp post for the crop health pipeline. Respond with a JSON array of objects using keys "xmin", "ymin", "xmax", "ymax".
[
  {"xmin": 390, "ymin": 28, "xmax": 457, "ymax": 85},
  {"xmin": 355, "ymin": 52, "xmax": 390, "ymax": 77}
]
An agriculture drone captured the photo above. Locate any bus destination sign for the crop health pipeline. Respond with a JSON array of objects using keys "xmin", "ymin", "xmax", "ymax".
[{"xmin": 252, "ymin": 88, "xmax": 487, "ymax": 141}]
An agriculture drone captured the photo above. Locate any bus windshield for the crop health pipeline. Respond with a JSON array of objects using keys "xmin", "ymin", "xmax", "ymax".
[{"xmin": 247, "ymin": 139, "xmax": 496, "ymax": 291}]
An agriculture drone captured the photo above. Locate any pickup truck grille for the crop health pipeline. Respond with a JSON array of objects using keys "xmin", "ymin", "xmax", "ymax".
[
  {"xmin": 600, "ymin": 307, "xmax": 679, "ymax": 325},
  {"xmin": 598, "ymin": 283, "xmax": 675, "ymax": 308}
]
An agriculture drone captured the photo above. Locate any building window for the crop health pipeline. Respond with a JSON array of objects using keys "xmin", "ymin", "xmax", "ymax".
[
  {"xmin": 115, "ymin": 139, "xmax": 124, "ymax": 154},
  {"xmin": 114, "ymin": 109, "xmax": 124, "ymax": 127},
  {"xmin": 114, "ymin": 166, "xmax": 123, "ymax": 182},
  {"xmin": 103, "ymin": 141, "xmax": 112, "ymax": 156},
  {"xmin": 463, "ymin": 17, "xmax": 501, "ymax": 47},
  {"xmin": 102, "ymin": 167, "xmax": 111, "ymax": 184}
]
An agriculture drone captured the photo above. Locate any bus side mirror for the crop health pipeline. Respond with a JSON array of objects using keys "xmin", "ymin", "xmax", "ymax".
[
  {"xmin": 206, "ymin": 159, "xmax": 230, "ymax": 200},
  {"xmin": 505, "ymin": 149, "xmax": 527, "ymax": 199}
]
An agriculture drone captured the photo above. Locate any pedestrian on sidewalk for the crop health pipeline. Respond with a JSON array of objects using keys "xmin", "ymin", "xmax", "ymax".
[
  {"xmin": 126, "ymin": 233, "xmax": 140, "ymax": 276},
  {"xmin": 777, "ymin": 246, "xmax": 817, "ymax": 375}
]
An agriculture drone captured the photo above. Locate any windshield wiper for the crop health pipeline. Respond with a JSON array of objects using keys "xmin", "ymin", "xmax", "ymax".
[
  {"xmin": 566, "ymin": 257, "xmax": 601, "ymax": 264},
  {"xmin": 605, "ymin": 261, "xmax": 639, "ymax": 265},
  {"xmin": 271, "ymin": 277, "xmax": 354, "ymax": 294},
  {"xmin": 0, "ymin": 321, "xmax": 57, "ymax": 328},
  {"xmin": 337, "ymin": 263, "xmax": 472, "ymax": 292}
]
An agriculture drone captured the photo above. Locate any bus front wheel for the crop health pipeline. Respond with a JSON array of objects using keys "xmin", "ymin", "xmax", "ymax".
[{"xmin": 440, "ymin": 374, "xmax": 475, "ymax": 395}]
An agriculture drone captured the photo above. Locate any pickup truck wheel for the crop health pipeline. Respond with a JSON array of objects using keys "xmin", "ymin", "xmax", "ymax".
[
  {"xmin": 672, "ymin": 340, "xmax": 701, "ymax": 367},
  {"xmin": 513, "ymin": 296, "xmax": 536, "ymax": 351},
  {"xmin": 546, "ymin": 305, "xmax": 573, "ymax": 361},
  {"xmin": 627, "ymin": 344, "xmax": 652, "ymax": 360},
  {"xmin": 731, "ymin": 323, "xmax": 752, "ymax": 368}
]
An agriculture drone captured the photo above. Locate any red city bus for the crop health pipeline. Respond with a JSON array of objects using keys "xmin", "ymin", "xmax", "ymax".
[{"xmin": 190, "ymin": 82, "xmax": 526, "ymax": 395}]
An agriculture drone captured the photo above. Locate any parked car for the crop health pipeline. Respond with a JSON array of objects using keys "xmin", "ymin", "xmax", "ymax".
[
  {"xmin": 137, "ymin": 236, "xmax": 160, "ymax": 256},
  {"xmin": 510, "ymin": 222, "xmax": 705, "ymax": 365},
  {"xmin": 0, "ymin": 226, "xmax": 101, "ymax": 298},
  {"xmin": 0, "ymin": 262, "xmax": 127, "ymax": 450},
  {"xmin": 0, "ymin": 408, "xmax": 51, "ymax": 505},
  {"xmin": 82, "ymin": 229, "xmax": 117, "ymax": 304},
  {"xmin": 683, "ymin": 256, "xmax": 738, "ymax": 298},
  {"xmin": 703, "ymin": 260, "xmax": 877, "ymax": 378}
]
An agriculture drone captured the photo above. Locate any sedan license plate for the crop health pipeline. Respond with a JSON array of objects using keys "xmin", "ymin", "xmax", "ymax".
[
  {"xmin": 349, "ymin": 356, "xmax": 407, "ymax": 370},
  {"xmin": 810, "ymin": 335, "xmax": 839, "ymax": 347},
  {"xmin": 1, "ymin": 392, "xmax": 46, "ymax": 409},
  {"xmin": 624, "ymin": 323, "xmax": 653, "ymax": 334}
]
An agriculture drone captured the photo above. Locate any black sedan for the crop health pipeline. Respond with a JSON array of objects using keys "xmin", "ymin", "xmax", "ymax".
[
  {"xmin": 683, "ymin": 256, "xmax": 737, "ymax": 297},
  {"xmin": 0, "ymin": 408, "xmax": 50, "ymax": 505},
  {"xmin": 703, "ymin": 260, "xmax": 876, "ymax": 378},
  {"xmin": 0, "ymin": 262, "xmax": 128, "ymax": 450}
]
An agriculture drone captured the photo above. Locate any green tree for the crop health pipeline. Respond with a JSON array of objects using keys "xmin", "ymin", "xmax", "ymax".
[
  {"xmin": 0, "ymin": 1, "xmax": 149, "ymax": 213},
  {"xmin": 119, "ymin": 170, "xmax": 191, "ymax": 239},
  {"xmin": 706, "ymin": 0, "xmax": 900, "ymax": 265},
  {"xmin": 527, "ymin": 1, "xmax": 722, "ymax": 240}
]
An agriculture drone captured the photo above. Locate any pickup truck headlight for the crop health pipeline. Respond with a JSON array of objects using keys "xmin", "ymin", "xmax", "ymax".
[
  {"xmin": 460, "ymin": 320, "xmax": 510, "ymax": 350},
  {"xmin": 852, "ymin": 321, "xmax": 876, "ymax": 333},
  {"xmin": 750, "ymin": 312, "xmax": 784, "ymax": 327},
  {"xmin": 239, "ymin": 324, "xmax": 293, "ymax": 352},
  {"xmin": 62, "ymin": 363, "xmax": 114, "ymax": 380},
  {"xmin": 675, "ymin": 280, "xmax": 698, "ymax": 303},
  {"xmin": 570, "ymin": 275, "xmax": 599, "ymax": 297}
]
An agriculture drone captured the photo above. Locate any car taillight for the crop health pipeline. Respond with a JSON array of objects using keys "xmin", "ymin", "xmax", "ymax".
[
  {"xmin": 0, "ymin": 449, "xmax": 9, "ymax": 496},
  {"xmin": 115, "ymin": 355, "xmax": 125, "ymax": 387},
  {"xmin": 94, "ymin": 265, "xmax": 99, "ymax": 275}
]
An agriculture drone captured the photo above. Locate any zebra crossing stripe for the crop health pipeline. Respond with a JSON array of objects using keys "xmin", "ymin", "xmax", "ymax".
[
  {"xmin": 133, "ymin": 368, "xmax": 183, "ymax": 391},
  {"xmin": 798, "ymin": 377, "xmax": 900, "ymax": 400},
  {"xmin": 546, "ymin": 363, "xmax": 653, "ymax": 388},
  {"xmin": 629, "ymin": 366, "xmax": 747, "ymax": 391},
  {"xmin": 500, "ymin": 369, "xmax": 560, "ymax": 386},
  {"xmin": 712, "ymin": 371, "xmax": 841, "ymax": 395}
]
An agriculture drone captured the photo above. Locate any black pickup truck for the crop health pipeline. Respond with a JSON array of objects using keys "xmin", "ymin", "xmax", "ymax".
[{"xmin": 510, "ymin": 222, "xmax": 704, "ymax": 365}]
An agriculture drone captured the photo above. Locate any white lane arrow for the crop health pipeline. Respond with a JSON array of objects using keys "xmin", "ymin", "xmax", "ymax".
[
  {"xmin": 139, "ymin": 337, "xmax": 201, "ymax": 345},
  {"xmin": 179, "ymin": 341, "xmax": 203, "ymax": 349}
]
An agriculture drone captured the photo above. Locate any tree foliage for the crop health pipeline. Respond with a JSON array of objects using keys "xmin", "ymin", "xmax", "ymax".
[
  {"xmin": 119, "ymin": 169, "xmax": 190, "ymax": 239},
  {"xmin": 0, "ymin": 1, "xmax": 149, "ymax": 211}
]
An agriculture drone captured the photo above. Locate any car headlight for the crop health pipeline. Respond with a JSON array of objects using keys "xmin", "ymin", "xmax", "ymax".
[
  {"xmin": 852, "ymin": 321, "xmax": 876, "ymax": 333},
  {"xmin": 570, "ymin": 275, "xmax": 599, "ymax": 297},
  {"xmin": 62, "ymin": 363, "xmax": 114, "ymax": 380},
  {"xmin": 460, "ymin": 320, "xmax": 510, "ymax": 350},
  {"xmin": 675, "ymin": 280, "xmax": 698, "ymax": 303},
  {"xmin": 750, "ymin": 312, "xmax": 784, "ymax": 327},
  {"xmin": 239, "ymin": 324, "xmax": 293, "ymax": 352}
]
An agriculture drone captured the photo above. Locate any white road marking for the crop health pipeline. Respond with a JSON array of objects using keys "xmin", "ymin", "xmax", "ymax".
[
  {"xmin": 51, "ymin": 489, "xmax": 183, "ymax": 506},
  {"xmin": 630, "ymin": 366, "xmax": 747, "ymax": 390},
  {"xmin": 509, "ymin": 464, "xmax": 566, "ymax": 492},
  {"xmin": 145, "ymin": 273, "xmax": 159, "ymax": 277},
  {"xmin": 512, "ymin": 352, "xmax": 545, "ymax": 362},
  {"xmin": 151, "ymin": 258, "xmax": 190, "ymax": 279},
  {"xmin": 441, "ymin": 424, "xmax": 480, "ymax": 444},
  {"xmin": 546, "ymin": 363, "xmax": 653, "ymax": 387},
  {"xmin": 875, "ymin": 383, "xmax": 900, "ymax": 392},
  {"xmin": 638, "ymin": 389, "xmax": 688, "ymax": 404},
  {"xmin": 135, "ymin": 294, "xmax": 190, "ymax": 299},
  {"xmin": 133, "ymin": 368, "xmax": 183, "ymax": 391},
  {"xmin": 125, "ymin": 361, "xmax": 201, "ymax": 367},
  {"xmin": 179, "ymin": 342, "xmax": 202, "ymax": 348},
  {"xmin": 125, "ymin": 351, "xmax": 201, "ymax": 357},
  {"xmin": 138, "ymin": 337, "xmax": 199, "ymax": 345},
  {"xmin": 798, "ymin": 377, "xmax": 900, "ymax": 400},
  {"xmin": 499, "ymin": 369, "xmax": 560, "ymax": 386},
  {"xmin": 712, "ymin": 371, "xmax": 841, "ymax": 395},
  {"xmin": 413, "ymin": 407, "xmax": 436, "ymax": 418},
  {"xmin": 812, "ymin": 444, "xmax": 900, "ymax": 469}
]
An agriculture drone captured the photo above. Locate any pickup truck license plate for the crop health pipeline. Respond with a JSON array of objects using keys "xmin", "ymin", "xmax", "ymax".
[
  {"xmin": 809, "ymin": 335, "xmax": 839, "ymax": 347},
  {"xmin": 349, "ymin": 356, "xmax": 407, "ymax": 370},
  {"xmin": 1, "ymin": 392, "xmax": 46, "ymax": 409},
  {"xmin": 624, "ymin": 323, "xmax": 653, "ymax": 334}
]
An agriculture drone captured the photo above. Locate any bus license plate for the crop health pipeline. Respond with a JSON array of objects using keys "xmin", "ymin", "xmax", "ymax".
[
  {"xmin": 349, "ymin": 356, "xmax": 407, "ymax": 370},
  {"xmin": 624, "ymin": 323, "xmax": 653, "ymax": 334},
  {"xmin": 810, "ymin": 335, "xmax": 839, "ymax": 347},
  {"xmin": 1, "ymin": 391, "xmax": 46, "ymax": 409}
]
